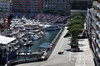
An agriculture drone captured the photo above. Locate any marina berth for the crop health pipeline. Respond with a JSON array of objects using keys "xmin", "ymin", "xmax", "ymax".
[{"xmin": 0, "ymin": 11, "xmax": 68, "ymax": 65}]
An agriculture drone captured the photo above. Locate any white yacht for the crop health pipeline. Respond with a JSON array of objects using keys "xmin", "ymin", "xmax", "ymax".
[{"xmin": 43, "ymin": 24, "xmax": 60, "ymax": 31}]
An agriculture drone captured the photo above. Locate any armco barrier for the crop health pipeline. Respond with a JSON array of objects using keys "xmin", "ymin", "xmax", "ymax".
[
  {"xmin": 46, "ymin": 27, "xmax": 64, "ymax": 59},
  {"xmin": 7, "ymin": 27, "xmax": 65, "ymax": 66}
]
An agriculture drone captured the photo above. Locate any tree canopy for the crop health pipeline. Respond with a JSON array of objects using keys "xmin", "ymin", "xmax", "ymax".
[
  {"xmin": 67, "ymin": 24, "xmax": 82, "ymax": 43},
  {"xmin": 72, "ymin": 16, "xmax": 84, "ymax": 20},
  {"xmin": 64, "ymin": 12, "xmax": 84, "ymax": 42},
  {"xmin": 64, "ymin": 12, "xmax": 85, "ymax": 46},
  {"xmin": 44, "ymin": 10, "xmax": 65, "ymax": 16},
  {"xmin": 71, "ymin": 12, "xmax": 84, "ymax": 18},
  {"xmin": 68, "ymin": 19, "xmax": 84, "ymax": 27},
  {"xmin": 68, "ymin": 24, "xmax": 82, "ymax": 34},
  {"xmin": 68, "ymin": 24, "xmax": 83, "ymax": 30}
]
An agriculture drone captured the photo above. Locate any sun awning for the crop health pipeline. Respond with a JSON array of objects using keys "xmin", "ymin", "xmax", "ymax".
[{"xmin": 0, "ymin": 35, "xmax": 16, "ymax": 45}]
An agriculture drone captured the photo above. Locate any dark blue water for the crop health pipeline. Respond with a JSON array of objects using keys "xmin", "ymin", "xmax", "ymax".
[{"xmin": 13, "ymin": 30, "xmax": 59, "ymax": 61}]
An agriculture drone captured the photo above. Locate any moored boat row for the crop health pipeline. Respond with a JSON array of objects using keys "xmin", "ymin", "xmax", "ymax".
[{"xmin": 0, "ymin": 16, "xmax": 61, "ymax": 64}]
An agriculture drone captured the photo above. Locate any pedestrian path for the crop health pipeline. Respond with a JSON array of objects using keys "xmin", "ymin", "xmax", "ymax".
[{"xmin": 75, "ymin": 39, "xmax": 95, "ymax": 66}]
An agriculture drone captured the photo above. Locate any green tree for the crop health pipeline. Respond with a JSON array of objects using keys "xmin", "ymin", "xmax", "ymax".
[
  {"xmin": 68, "ymin": 19, "xmax": 84, "ymax": 27},
  {"xmin": 67, "ymin": 24, "xmax": 82, "ymax": 44},
  {"xmin": 71, "ymin": 12, "xmax": 84, "ymax": 18},
  {"xmin": 72, "ymin": 16, "xmax": 84, "ymax": 20},
  {"xmin": 64, "ymin": 12, "xmax": 84, "ymax": 48}
]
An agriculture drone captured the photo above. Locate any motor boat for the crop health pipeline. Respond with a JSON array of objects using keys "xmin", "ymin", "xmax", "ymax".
[
  {"xmin": 26, "ymin": 41, "xmax": 33, "ymax": 46},
  {"xmin": 43, "ymin": 24, "xmax": 60, "ymax": 31}
]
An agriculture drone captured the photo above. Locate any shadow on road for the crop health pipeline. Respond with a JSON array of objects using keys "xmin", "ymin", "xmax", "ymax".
[
  {"xmin": 78, "ymin": 44, "xmax": 86, "ymax": 47},
  {"xmin": 78, "ymin": 36, "xmax": 87, "ymax": 39},
  {"xmin": 64, "ymin": 49, "xmax": 84, "ymax": 52},
  {"xmin": 68, "ymin": 43, "xmax": 71, "ymax": 46},
  {"xmin": 68, "ymin": 44, "xmax": 85, "ymax": 47}
]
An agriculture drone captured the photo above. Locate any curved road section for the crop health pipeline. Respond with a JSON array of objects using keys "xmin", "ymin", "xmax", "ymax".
[{"xmin": 16, "ymin": 27, "xmax": 95, "ymax": 66}]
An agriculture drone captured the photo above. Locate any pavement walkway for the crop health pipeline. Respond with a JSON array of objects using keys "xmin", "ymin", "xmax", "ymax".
[{"xmin": 16, "ymin": 27, "xmax": 95, "ymax": 66}]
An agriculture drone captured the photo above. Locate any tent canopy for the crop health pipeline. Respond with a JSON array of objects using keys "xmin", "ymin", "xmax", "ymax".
[{"xmin": 0, "ymin": 35, "xmax": 16, "ymax": 45}]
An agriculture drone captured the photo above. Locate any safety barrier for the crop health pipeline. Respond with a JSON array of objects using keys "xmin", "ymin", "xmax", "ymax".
[{"xmin": 46, "ymin": 27, "xmax": 64, "ymax": 59}]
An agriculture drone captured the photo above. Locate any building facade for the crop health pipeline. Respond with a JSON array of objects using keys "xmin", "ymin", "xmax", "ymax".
[
  {"xmin": 11, "ymin": 0, "xmax": 42, "ymax": 12},
  {"xmin": 86, "ymin": 1, "xmax": 100, "ymax": 66},
  {"xmin": 12, "ymin": 0, "xmax": 31, "ymax": 12},
  {"xmin": 40, "ymin": 0, "xmax": 70, "ymax": 15},
  {"xmin": 0, "ymin": 1, "xmax": 10, "ymax": 12},
  {"xmin": 30, "ymin": 0, "xmax": 38, "ymax": 12},
  {"xmin": 11, "ymin": 0, "xmax": 70, "ymax": 15}
]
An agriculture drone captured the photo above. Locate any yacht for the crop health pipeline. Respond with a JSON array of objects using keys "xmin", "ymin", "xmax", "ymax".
[
  {"xmin": 26, "ymin": 41, "xmax": 33, "ymax": 46},
  {"xmin": 43, "ymin": 24, "xmax": 60, "ymax": 31}
]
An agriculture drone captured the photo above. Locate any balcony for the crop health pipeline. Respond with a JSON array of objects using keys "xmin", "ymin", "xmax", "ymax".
[
  {"xmin": 93, "ymin": 1, "xmax": 98, "ymax": 8},
  {"xmin": 92, "ymin": 16, "xmax": 98, "ymax": 22},
  {"xmin": 96, "ymin": 12, "xmax": 100, "ymax": 19},
  {"xmin": 97, "ymin": 3, "xmax": 100, "ymax": 9},
  {"xmin": 96, "ymin": 30, "xmax": 100, "ymax": 38},
  {"xmin": 96, "ymin": 21, "xmax": 100, "ymax": 27},
  {"xmin": 96, "ymin": 39, "xmax": 100, "ymax": 48}
]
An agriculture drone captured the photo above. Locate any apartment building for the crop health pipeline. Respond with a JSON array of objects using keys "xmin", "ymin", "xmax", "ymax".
[
  {"xmin": 30, "ymin": 0, "xmax": 38, "ymax": 12},
  {"xmin": 86, "ymin": 1, "xmax": 100, "ymax": 66},
  {"xmin": 12, "ymin": 0, "xmax": 31, "ymax": 12},
  {"xmin": 42, "ymin": 0, "xmax": 70, "ymax": 15},
  {"xmin": 11, "ymin": 0, "xmax": 43, "ymax": 12},
  {"xmin": 11, "ymin": 0, "xmax": 70, "ymax": 15},
  {"xmin": 0, "ymin": 0, "xmax": 10, "ymax": 11}
]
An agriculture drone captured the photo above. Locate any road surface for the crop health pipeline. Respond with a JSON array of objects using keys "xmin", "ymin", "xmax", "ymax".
[{"xmin": 16, "ymin": 27, "xmax": 95, "ymax": 66}]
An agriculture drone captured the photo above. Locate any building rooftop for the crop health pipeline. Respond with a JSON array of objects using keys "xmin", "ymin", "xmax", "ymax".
[{"xmin": 0, "ymin": 35, "xmax": 16, "ymax": 45}]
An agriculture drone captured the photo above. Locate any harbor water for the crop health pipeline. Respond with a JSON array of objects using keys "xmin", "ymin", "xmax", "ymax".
[{"xmin": 13, "ymin": 30, "xmax": 59, "ymax": 61}]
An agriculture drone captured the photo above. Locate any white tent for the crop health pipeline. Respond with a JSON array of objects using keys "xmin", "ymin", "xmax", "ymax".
[{"xmin": 0, "ymin": 35, "xmax": 16, "ymax": 45}]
